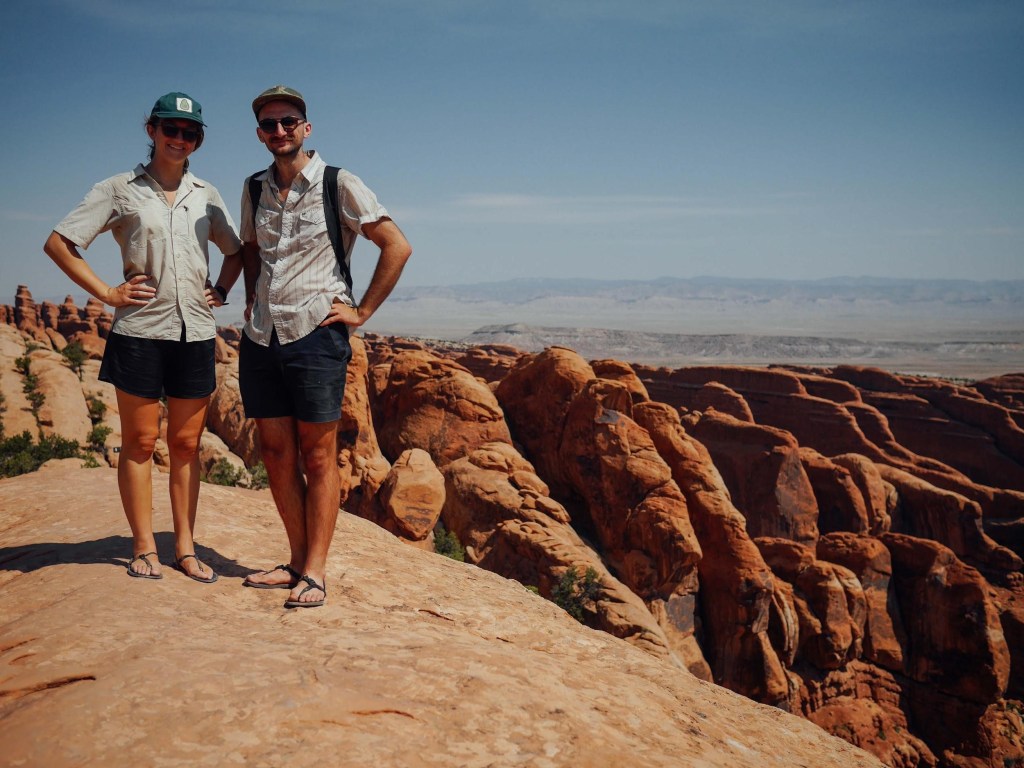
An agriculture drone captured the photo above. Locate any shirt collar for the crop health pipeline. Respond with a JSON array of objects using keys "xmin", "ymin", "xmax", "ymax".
[
  {"xmin": 131, "ymin": 163, "xmax": 203, "ymax": 189},
  {"xmin": 261, "ymin": 150, "xmax": 325, "ymax": 190}
]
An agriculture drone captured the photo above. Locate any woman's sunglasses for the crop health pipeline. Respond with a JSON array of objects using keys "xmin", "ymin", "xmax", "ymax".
[
  {"xmin": 159, "ymin": 124, "xmax": 202, "ymax": 143},
  {"xmin": 257, "ymin": 116, "xmax": 305, "ymax": 133}
]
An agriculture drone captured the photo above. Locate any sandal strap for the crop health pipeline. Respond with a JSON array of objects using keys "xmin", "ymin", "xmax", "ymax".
[
  {"xmin": 297, "ymin": 574, "xmax": 326, "ymax": 596},
  {"xmin": 274, "ymin": 564, "xmax": 301, "ymax": 579},
  {"xmin": 128, "ymin": 552, "xmax": 157, "ymax": 574}
]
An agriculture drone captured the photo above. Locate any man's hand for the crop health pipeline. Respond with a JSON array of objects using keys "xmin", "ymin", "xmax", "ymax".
[
  {"xmin": 105, "ymin": 275, "xmax": 155, "ymax": 308},
  {"xmin": 319, "ymin": 300, "xmax": 364, "ymax": 328}
]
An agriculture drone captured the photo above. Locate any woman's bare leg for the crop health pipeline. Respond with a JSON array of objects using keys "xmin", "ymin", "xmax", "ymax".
[
  {"xmin": 166, "ymin": 395, "xmax": 213, "ymax": 579},
  {"xmin": 115, "ymin": 389, "xmax": 162, "ymax": 576}
]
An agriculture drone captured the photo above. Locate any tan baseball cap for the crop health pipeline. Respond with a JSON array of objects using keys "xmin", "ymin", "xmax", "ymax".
[{"xmin": 251, "ymin": 85, "xmax": 306, "ymax": 118}]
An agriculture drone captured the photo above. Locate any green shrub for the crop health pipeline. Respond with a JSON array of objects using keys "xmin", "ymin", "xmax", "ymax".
[
  {"xmin": 434, "ymin": 524, "xmax": 465, "ymax": 562},
  {"xmin": 0, "ymin": 431, "xmax": 82, "ymax": 478},
  {"xmin": 86, "ymin": 396, "xmax": 107, "ymax": 424},
  {"xmin": 61, "ymin": 340, "xmax": 87, "ymax": 380},
  {"xmin": 248, "ymin": 461, "xmax": 269, "ymax": 490},
  {"xmin": 87, "ymin": 424, "xmax": 112, "ymax": 452},
  {"xmin": 553, "ymin": 566, "xmax": 601, "ymax": 622},
  {"xmin": 205, "ymin": 457, "xmax": 247, "ymax": 487}
]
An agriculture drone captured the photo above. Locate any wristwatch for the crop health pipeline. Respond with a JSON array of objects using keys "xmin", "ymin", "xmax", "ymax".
[{"xmin": 213, "ymin": 285, "xmax": 228, "ymax": 304}]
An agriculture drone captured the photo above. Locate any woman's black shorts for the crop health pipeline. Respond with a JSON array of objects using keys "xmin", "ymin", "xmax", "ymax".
[{"xmin": 99, "ymin": 329, "xmax": 216, "ymax": 400}]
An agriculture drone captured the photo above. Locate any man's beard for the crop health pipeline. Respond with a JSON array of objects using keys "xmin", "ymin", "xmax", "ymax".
[{"xmin": 271, "ymin": 144, "xmax": 302, "ymax": 159}]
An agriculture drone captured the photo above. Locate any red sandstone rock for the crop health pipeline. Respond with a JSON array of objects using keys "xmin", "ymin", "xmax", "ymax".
[
  {"xmin": 67, "ymin": 330, "xmax": 106, "ymax": 360},
  {"xmin": 13, "ymin": 285, "xmax": 46, "ymax": 342},
  {"xmin": 975, "ymin": 373, "xmax": 1024, "ymax": 411},
  {"xmin": 816, "ymin": 533, "xmax": 904, "ymax": 672},
  {"xmin": 688, "ymin": 410, "xmax": 820, "ymax": 543},
  {"xmin": 495, "ymin": 346, "xmax": 595, "ymax": 495},
  {"xmin": 800, "ymin": 447, "xmax": 872, "ymax": 535},
  {"xmin": 756, "ymin": 537, "xmax": 863, "ymax": 671},
  {"xmin": 876, "ymin": 463, "xmax": 1021, "ymax": 575},
  {"xmin": 880, "ymin": 532, "xmax": 1009, "ymax": 704},
  {"xmin": 559, "ymin": 378, "xmax": 705, "ymax": 669},
  {"xmin": 375, "ymin": 448, "xmax": 445, "ymax": 545},
  {"xmin": 800, "ymin": 661, "xmax": 937, "ymax": 768},
  {"xmin": 590, "ymin": 359, "xmax": 650, "ymax": 403},
  {"xmin": 375, "ymin": 349, "xmax": 512, "ymax": 467},
  {"xmin": 336, "ymin": 335, "xmax": 390, "ymax": 505},
  {"xmin": 208, "ymin": 359, "xmax": 260, "ymax": 467},
  {"xmin": 692, "ymin": 381, "xmax": 755, "ymax": 422},
  {"xmin": 452, "ymin": 344, "xmax": 527, "ymax": 384},
  {"xmin": 28, "ymin": 347, "xmax": 92, "ymax": 445},
  {"xmin": 830, "ymin": 453, "xmax": 893, "ymax": 535},
  {"xmin": 442, "ymin": 441, "xmax": 686, "ymax": 665},
  {"xmin": 634, "ymin": 400, "xmax": 789, "ymax": 704}
]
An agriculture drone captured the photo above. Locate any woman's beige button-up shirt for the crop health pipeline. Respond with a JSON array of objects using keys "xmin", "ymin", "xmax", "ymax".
[{"xmin": 55, "ymin": 164, "xmax": 242, "ymax": 342}]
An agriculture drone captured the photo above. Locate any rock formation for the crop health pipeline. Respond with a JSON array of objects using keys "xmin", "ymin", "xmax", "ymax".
[{"xmin": 3, "ymin": 286, "xmax": 1023, "ymax": 767}]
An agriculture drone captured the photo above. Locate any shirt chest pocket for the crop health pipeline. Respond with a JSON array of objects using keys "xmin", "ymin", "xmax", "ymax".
[
  {"xmin": 124, "ymin": 199, "xmax": 173, "ymax": 248},
  {"xmin": 181, "ymin": 203, "xmax": 210, "ymax": 245},
  {"xmin": 296, "ymin": 206, "xmax": 326, "ymax": 249}
]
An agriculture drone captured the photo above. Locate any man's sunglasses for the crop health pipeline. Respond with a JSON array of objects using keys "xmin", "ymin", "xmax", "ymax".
[
  {"xmin": 257, "ymin": 116, "xmax": 305, "ymax": 133},
  {"xmin": 159, "ymin": 124, "xmax": 202, "ymax": 143}
]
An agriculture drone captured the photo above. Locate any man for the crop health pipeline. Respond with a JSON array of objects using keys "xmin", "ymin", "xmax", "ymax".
[{"xmin": 238, "ymin": 85, "xmax": 412, "ymax": 608}]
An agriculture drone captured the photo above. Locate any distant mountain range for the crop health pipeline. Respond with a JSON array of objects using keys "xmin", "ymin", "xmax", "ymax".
[
  {"xmin": 387, "ymin": 275, "xmax": 1024, "ymax": 305},
  {"xmin": 371, "ymin": 277, "xmax": 1023, "ymax": 378}
]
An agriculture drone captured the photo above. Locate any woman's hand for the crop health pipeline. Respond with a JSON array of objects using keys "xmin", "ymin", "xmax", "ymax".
[
  {"xmin": 205, "ymin": 284, "xmax": 227, "ymax": 307},
  {"xmin": 105, "ymin": 275, "xmax": 155, "ymax": 307}
]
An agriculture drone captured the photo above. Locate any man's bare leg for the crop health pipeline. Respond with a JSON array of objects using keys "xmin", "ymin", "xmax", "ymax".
[
  {"xmin": 244, "ymin": 415, "xmax": 308, "ymax": 587},
  {"xmin": 286, "ymin": 419, "xmax": 341, "ymax": 605}
]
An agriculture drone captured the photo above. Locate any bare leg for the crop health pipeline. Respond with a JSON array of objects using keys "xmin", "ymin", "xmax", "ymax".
[
  {"xmin": 244, "ymin": 416, "xmax": 308, "ymax": 587},
  {"xmin": 166, "ymin": 395, "xmax": 213, "ymax": 579},
  {"xmin": 287, "ymin": 419, "xmax": 341, "ymax": 605},
  {"xmin": 115, "ymin": 389, "xmax": 162, "ymax": 577}
]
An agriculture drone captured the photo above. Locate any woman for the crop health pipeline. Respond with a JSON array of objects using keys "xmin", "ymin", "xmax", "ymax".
[{"xmin": 44, "ymin": 92, "xmax": 242, "ymax": 583}]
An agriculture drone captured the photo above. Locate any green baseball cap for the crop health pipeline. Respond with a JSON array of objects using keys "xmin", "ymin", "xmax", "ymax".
[
  {"xmin": 252, "ymin": 85, "xmax": 306, "ymax": 118},
  {"xmin": 150, "ymin": 92, "xmax": 205, "ymax": 125}
]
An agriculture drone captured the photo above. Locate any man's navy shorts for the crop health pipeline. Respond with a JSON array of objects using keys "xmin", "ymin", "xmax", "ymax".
[
  {"xmin": 239, "ymin": 324, "xmax": 352, "ymax": 423},
  {"xmin": 99, "ymin": 329, "xmax": 216, "ymax": 400}
]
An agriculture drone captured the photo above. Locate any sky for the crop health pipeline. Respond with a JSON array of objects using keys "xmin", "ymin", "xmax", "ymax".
[{"xmin": 1, "ymin": 0, "xmax": 1022, "ymax": 304}]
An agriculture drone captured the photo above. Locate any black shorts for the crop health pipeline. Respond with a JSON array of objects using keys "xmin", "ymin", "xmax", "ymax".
[
  {"xmin": 99, "ymin": 329, "xmax": 216, "ymax": 400},
  {"xmin": 239, "ymin": 324, "xmax": 352, "ymax": 423}
]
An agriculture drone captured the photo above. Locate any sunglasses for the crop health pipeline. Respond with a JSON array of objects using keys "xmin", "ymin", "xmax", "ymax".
[
  {"xmin": 159, "ymin": 124, "xmax": 201, "ymax": 143},
  {"xmin": 258, "ymin": 116, "xmax": 305, "ymax": 133}
]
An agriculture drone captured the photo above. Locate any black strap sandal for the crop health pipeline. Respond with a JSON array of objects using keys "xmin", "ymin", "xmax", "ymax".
[
  {"xmin": 127, "ymin": 552, "xmax": 162, "ymax": 580},
  {"xmin": 243, "ymin": 563, "xmax": 301, "ymax": 590},
  {"xmin": 284, "ymin": 575, "xmax": 326, "ymax": 609},
  {"xmin": 174, "ymin": 553, "xmax": 219, "ymax": 584}
]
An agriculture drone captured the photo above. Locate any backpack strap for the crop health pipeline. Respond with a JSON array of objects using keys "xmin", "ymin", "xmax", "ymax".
[
  {"xmin": 322, "ymin": 165, "xmax": 353, "ymax": 292},
  {"xmin": 248, "ymin": 166, "xmax": 353, "ymax": 294},
  {"xmin": 247, "ymin": 171, "xmax": 263, "ymax": 236}
]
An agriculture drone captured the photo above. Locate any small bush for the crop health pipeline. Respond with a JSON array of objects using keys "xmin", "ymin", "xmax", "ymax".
[
  {"xmin": 553, "ymin": 566, "xmax": 601, "ymax": 622},
  {"xmin": 61, "ymin": 340, "xmax": 87, "ymax": 380},
  {"xmin": 205, "ymin": 457, "xmax": 247, "ymax": 487},
  {"xmin": 248, "ymin": 461, "xmax": 269, "ymax": 490},
  {"xmin": 0, "ymin": 431, "xmax": 82, "ymax": 478},
  {"xmin": 434, "ymin": 524, "xmax": 465, "ymax": 562},
  {"xmin": 86, "ymin": 396, "xmax": 107, "ymax": 424},
  {"xmin": 87, "ymin": 424, "xmax": 112, "ymax": 452}
]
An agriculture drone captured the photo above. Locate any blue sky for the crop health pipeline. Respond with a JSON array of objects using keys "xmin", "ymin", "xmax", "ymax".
[{"xmin": 2, "ymin": 0, "xmax": 1022, "ymax": 303}]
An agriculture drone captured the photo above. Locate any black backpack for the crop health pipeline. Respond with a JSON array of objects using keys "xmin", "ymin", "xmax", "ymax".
[{"xmin": 247, "ymin": 165, "xmax": 352, "ymax": 291}]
